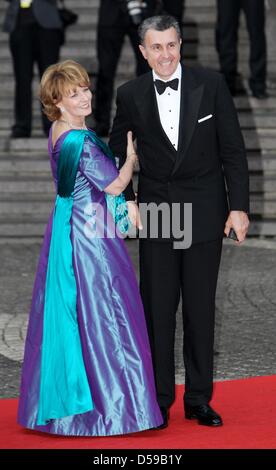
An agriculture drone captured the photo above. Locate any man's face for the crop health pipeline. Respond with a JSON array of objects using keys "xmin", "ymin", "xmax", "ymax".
[{"xmin": 139, "ymin": 27, "xmax": 181, "ymax": 80}]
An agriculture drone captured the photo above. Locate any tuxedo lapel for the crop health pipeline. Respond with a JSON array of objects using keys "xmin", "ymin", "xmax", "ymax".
[
  {"xmin": 172, "ymin": 65, "xmax": 204, "ymax": 176},
  {"xmin": 133, "ymin": 74, "xmax": 177, "ymax": 160}
]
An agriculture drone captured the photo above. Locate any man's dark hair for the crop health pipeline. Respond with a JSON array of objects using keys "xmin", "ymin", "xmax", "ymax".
[{"xmin": 138, "ymin": 15, "xmax": 181, "ymax": 44}]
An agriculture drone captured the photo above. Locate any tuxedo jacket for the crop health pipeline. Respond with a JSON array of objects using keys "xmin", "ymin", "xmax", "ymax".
[
  {"xmin": 109, "ymin": 65, "xmax": 250, "ymax": 244},
  {"xmin": 3, "ymin": 0, "xmax": 61, "ymax": 33}
]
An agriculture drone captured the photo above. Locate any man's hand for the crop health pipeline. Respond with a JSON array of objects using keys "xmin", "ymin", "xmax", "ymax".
[
  {"xmin": 127, "ymin": 201, "xmax": 143, "ymax": 230},
  {"xmin": 224, "ymin": 210, "xmax": 250, "ymax": 244}
]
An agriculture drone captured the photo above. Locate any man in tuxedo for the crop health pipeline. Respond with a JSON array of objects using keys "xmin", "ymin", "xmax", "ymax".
[{"xmin": 109, "ymin": 15, "xmax": 249, "ymax": 428}]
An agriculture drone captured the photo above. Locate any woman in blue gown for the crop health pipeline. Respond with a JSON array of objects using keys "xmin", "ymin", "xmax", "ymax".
[{"xmin": 17, "ymin": 60, "xmax": 162, "ymax": 436}]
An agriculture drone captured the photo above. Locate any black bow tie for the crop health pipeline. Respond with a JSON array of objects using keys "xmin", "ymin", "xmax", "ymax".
[{"xmin": 154, "ymin": 78, "xmax": 179, "ymax": 95}]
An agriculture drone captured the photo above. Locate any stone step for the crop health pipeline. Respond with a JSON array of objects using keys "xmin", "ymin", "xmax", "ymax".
[
  {"xmin": 0, "ymin": 8, "xmax": 227, "ymax": 27},
  {"xmin": 0, "ymin": 130, "xmax": 49, "ymax": 138},
  {"xmin": 0, "ymin": 0, "xmax": 216, "ymax": 9},
  {"xmin": 1, "ymin": 53, "xmax": 271, "ymax": 78},
  {"xmin": 0, "ymin": 178, "xmax": 55, "ymax": 194},
  {"xmin": 195, "ymin": 59, "xmax": 276, "ymax": 73},
  {"xmin": 0, "ymin": 0, "xmax": 271, "ymax": 32},
  {"xmin": 0, "ymin": 87, "xmax": 276, "ymax": 111},
  {"xmin": 2, "ymin": 111, "xmax": 276, "ymax": 130},
  {"xmin": 0, "ymin": 69, "xmax": 276, "ymax": 97},
  {"xmin": 0, "ymin": 25, "xmax": 251, "ymax": 46},
  {"xmin": 248, "ymin": 220, "xmax": 276, "ymax": 236},
  {"xmin": 0, "ymin": 151, "xmax": 49, "ymax": 160},
  {"xmin": 0, "ymin": 94, "xmax": 99, "ymax": 111},
  {"xmin": 233, "ymin": 96, "xmax": 276, "ymax": 111},
  {"xmin": 0, "ymin": 159, "xmax": 51, "ymax": 173},
  {"xmin": 1, "ymin": 137, "xmax": 276, "ymax": 155},
  {"xmin": 0, "ymin": 43, "xmax": 265, "ymax": 64},
  {"xmin": 5, "ymin": 0, "xmax": 220, "ymax": 11},
  {"xmin": 0, "ymin": 218, "xmax": 275, "ymax": 238},
  {"xmin": 247, "ymin": 154, "xmax": 276, "ymax": 172},
  {"xmin": 0, "ymin": 58, "xmax": 257, "ymax": 81},
  {"xmin": 0, "ymin": 57, "xmax": 276, "ymax": 86},
  {"xmin": 1, "ymin": 152, "xmax": 276, "ymax": 175},
  {"xmin": 1, "ymin": 129, "xmax": 276, "ymax": 152},
  {"xmin": 0, "ymin": 174, "xmax": 276, "ymax": 195},
  {"xmin": 0, "ymin": 71, "xmax": 140, "ymax": 95},
  {"xmin": 238, "ymin": 113, "xmax": 276, "ymax": 129},
  {"xmin": 0, "ymin": 30, "xmax": 255, "ymax": 48},
  {"xmin": 0, "ymin": 195, "xmax": 275, "ymax": 217},
  {"xmin": 249, "ymin": 176, "xmax": 276, "ymax": 193},
  {"xmin": 0, "ymin": 0, "xmax": 99, "ymax": 9},
  {"xmin": 4, "ymin": 137, "xmax": 48, "ymax": 152},
  {"xmin": 243, "ymin": 130, "xmax": 276, "ymax": 151},
  {"xmin": 0, "ymin": 192, "xmax": 53, "ymax": 202},
  {"xmin": 0, "ymin": 200, "xmax": 54, "ymax": 216},
  {"xmin": 2, "ymin": 96, "xmax": 276, "ymax": 115},
  {"xmin": 0, "ymin": 6, "xmax": 225, "ymax": 23},
  {"xmin": 2, "ymin": 33, "xmax": 266, "ymax": 68},
  {"xmin": 250, "ymin": 199, "xmax": 276, "ymax": 216},
  {"xmin": 0, "ymin": 219, "xmax": 48, "ymax": 238}
]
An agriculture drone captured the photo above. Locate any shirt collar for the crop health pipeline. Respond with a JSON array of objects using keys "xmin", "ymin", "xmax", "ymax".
[{"xmin": 152, "ymin": 62, "xmax": 182, "ymax": 83}]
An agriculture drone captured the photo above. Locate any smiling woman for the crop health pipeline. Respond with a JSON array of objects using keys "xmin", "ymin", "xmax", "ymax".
[
  {"xmin": 39, "ymin": 60, "xmax": 91, "ymax": 129},
  {"xmin": 16, "ymin": 60, "xmax": 162, "ymax": 436}
]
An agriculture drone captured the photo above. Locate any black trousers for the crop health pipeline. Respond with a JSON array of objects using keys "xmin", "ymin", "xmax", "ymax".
[
  {"xmin": 162, "ymin": 0, "xmax": 185, "ymax": 24},
  {"xmin": 140, "ymin": 238, "xmax": 223, "ymax": 409},
  {"xmin": 216, "ymin": 0, "xmax": 266, "ymax": 93},
  {"xmin": 95, "ymin": 22, "xmax": 149, "ymax": 129},
  {"xmin": 9, "ymin": 23, "xmax": 61, "ymax": 135}
]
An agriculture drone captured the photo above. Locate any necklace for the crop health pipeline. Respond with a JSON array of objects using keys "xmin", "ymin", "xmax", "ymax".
[{"xmin": 59, "ymin": 118, "xmax": 87, "ymax": 130}]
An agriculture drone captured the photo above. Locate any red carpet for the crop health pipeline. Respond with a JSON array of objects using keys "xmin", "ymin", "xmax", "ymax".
[{"xmin": 1, "ymin": 376, "xmax": 276, "ymax": 449}]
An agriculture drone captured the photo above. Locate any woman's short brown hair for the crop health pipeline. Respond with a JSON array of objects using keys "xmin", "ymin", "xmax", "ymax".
[{"xmin": 39, "ymin": 60, "xmax": 91, "ymax": 121}]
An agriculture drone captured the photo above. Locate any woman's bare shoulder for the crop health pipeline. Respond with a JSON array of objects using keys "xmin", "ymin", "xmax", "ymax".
[{"xmin": 51, "ymin": 120, "xmax": 70, "ymax": 147}]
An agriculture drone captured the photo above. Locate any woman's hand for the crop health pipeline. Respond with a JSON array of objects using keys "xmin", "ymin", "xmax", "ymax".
[
  {"xmin": 104, "ymin": 131, "xmax": 138, "ymax": 196},
  {"xmin": 126, "ymin": 131, "xmax": 137, "ymax": 166}
]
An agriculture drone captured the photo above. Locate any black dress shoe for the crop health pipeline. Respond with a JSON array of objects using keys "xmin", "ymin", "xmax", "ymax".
[
  {"xmin": 152, "ymin": 407, "xmax": 169, "ymax": 430},
  {"xmin": 185, "ymin": 404, "xmax": 223, "ymax": 427}
]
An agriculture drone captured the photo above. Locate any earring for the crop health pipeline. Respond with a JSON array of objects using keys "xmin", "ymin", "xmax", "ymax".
[{"xmin": 60, "ymin": 106, "xmax": 65, "ymax": 113}]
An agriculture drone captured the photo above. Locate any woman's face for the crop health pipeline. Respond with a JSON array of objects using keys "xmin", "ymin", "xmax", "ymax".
[{"xmin": 58, "ymin": 85, "xmax": 92, "ymax": 119}]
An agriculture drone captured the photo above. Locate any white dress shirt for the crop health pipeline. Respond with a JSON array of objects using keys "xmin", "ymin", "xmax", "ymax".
[{"xmin": 153, "ymin": 63, "xmax": 182, "ymax": 150}]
